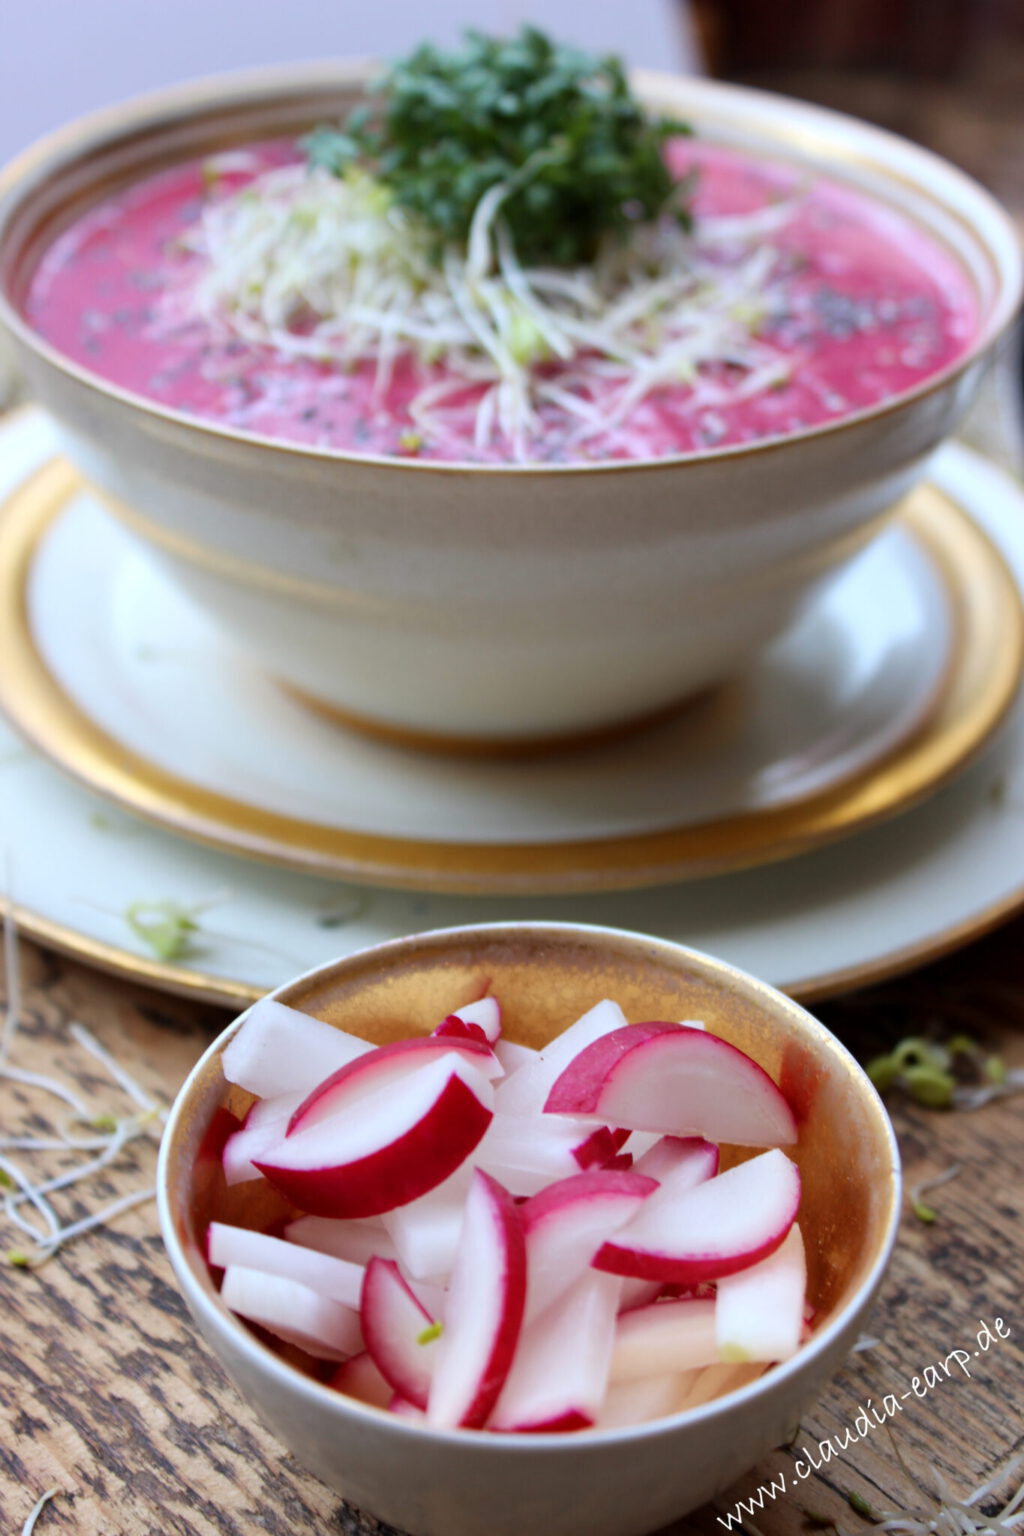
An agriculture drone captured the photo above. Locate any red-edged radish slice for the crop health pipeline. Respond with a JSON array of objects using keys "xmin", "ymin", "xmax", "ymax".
[
  {"xmin": 207, "ymin": 1222, "xmax": 364, "ymax": 1307},
  {"xmin": 618, "ymin": 1278, "xmax": 662, "ymax": 1312},
  {"xmin": 521, "ymin": 1170, "xmax": 658, "ymax": 1324},
  {"xmin": 494, "ymin": 999, "xmax": 628, "ymax": 1117},
  {"xmin": 427, "ymin": 1170, "xmax": 526, "ymax": 1430},
  {"xmin": 632, "ymin": 1136, "xmax": 719, "ymax": 1188},
  {"xmin": 222, "ymin": 1090, "xmax": 304, "ymax": 1185},
  {"xmin": 545, "ymin": 1023, "xmax": 797, "ymax": 1147},
  {"xmin": 219, "ymin": 1265, "xmax": 362, "ymax": 1360},
  {"xmin": 596, "ymin": 1369, "xmax": 700, "ymax": 1428},
  {"xmin": 389, "ymin": 1395, "xmax": 426, "ymax": 1421},
  {"xmin": 444, "ymin": 996, "xmax": 502, "ymax": 1044},
  {"xmin": 382, "ymin": 1165, "xmax": 472, "ymax": 1281},
  {"xmin": 715, "ymin": 1223, "xmax": 806, "ymax": 1363},
  {"xmin": 221, "ymin": 997, "xmax": 373, "ymax": 1099},
  {"xmin": 284, "ymin": 1214, "xmax": 399, "ymax": 1267},
  {"xmin": 610, "ymin": 1298, "xmax": 719, "ymax": 1383},
  {"xmin": 594, "ymin": 1149, "xmax": 801, "ymax": 1284},
  {"xmin": 488, "ymin": 1269, "xmax": 621, "ymax": 1433},
  {"xmin": 292, "ymin": 1038, "xmax": 500, "ymax": 1137},
  {"xmin": 361, "ymin": 1257, "xmax": 440, "ymax": 1410},
  {"xmin": 255, "ymin": 1056, "xmax": 493, "ymax": 1219},
  {"xmin": 329, "ymin": 1350, "xmax": 393, "ymax": 1409}
]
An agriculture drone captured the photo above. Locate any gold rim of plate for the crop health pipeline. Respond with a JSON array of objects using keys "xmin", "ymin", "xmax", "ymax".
[{"xmin": 0, "ymin": 454, "xmax": 1022, "ymax": 905}]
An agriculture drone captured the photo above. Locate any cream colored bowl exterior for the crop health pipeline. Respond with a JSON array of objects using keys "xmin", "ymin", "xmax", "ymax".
[
  {"xmin": 1, "ymin": 66, "xmax": 1020, "ymax": 740},
  {"xmin": 157, "ymin": 921, "xmax": 902, "ymax": 1536}
]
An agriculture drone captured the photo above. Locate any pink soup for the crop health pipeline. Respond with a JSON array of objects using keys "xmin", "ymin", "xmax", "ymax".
[{"xmin": 25, "ymin": 139, "xmax": 977, "ymax": 463}]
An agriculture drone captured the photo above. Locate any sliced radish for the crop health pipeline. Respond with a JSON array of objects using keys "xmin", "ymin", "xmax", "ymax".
[
  {"xmin": 474, "ymin": 1111, "xmax": 623, "ymax": 1197},
  {"xmin": 292, "ymin": 1038, "xmax": 500, "ymax": 1137},
  {"xmin": 446, "ymin": 996, "xmax": 502, "ymax": 1044},
  {"xmin": 715, "ymin": 1223, "xmax": 806, "ymax": 1363},
  {"xmin": 618, "ymin": 1278, "xmax": 663, "ymax": 1312},
  {"xmin": 222, "ymin": 1090, "xmax": 305, "ymax": 1185},
  {"xmin": 381, "ymin": 1165, "xmax": 473, "ymax": 1281},
  {"xmin": 256, "ymin": 1055, "xmax": 493, "ymax": 1219},
  {"xmin": 389, "ymin": 1395, "xmax": 426, "ymax": 1421},
  {"xmin": 329, "ymin": 1350, "xmax": 393, "ymax": 1409},
  {"xmin": 494, "ymin": 999, "xmax": 628, "ymax": 1117},
  {"xmin": 545, "ymin": 1023, "xmax": 797, "ymax": 1147},
  {"xmin": 221, "ymin": 997, "xmax": 374, "ymax": 1099},
  {"xmin": 594, "ymin": 1149, "xmax": 801, "ymax": 1283},
  {"xmin": 427, "ymin": 1170, "xmax": 526, "ymax": 1430},
  {"xmin": 284, "ymin": 1213, "xmax": 399, "ymax": 1267},
  {"xmin": 675, "ymin": 1360, "xmax": 767, "ymax": 1411},
  {"xmin": 610, "ymin": 1298, "xmax": 719, "ymax": 1383},
  {"xmin": 632, "ymin": 1135, "xmax": 719, "ymax": 1188},
  {"xmin": 207, "ymin": 1222, "xmax": 363, "ymax": 1308},
  {"xmin": 219, "ymin": 1264, "xmax": 362, "ymax": 1360},
  {"xmin": 596, "ymin": 1370, "xmax": 700, "ymax": 1429},
  {"xmin": 360, "ymin": 1257, "xmax": 440, "ymax": 1410},
  {"xmin": 520, "ymin": 1170, "xmax": 658, "ymax": 1324},
  {"xmin": 493, "ymin": 1038, "xmax": 536, "ymax": 1075},
  {"xmin": 489, "ymin": 1269, "xmax": 621, "ymax": 1432}
]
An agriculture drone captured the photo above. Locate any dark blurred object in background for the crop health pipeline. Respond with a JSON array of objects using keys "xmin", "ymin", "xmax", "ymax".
[
  {"xmin": 693, "ymin": 0, "xmax": 1024, "ymax": 81},
  {"xmin": 688, "ymin": 0, "xmax": 1024, "ymax": 223}
]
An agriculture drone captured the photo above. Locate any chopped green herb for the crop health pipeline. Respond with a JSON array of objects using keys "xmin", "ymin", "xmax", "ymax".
[
  {"xmin": 7, "ymin": 1248, "xmax": 31, "ymax": 1268},
  {"xmin": 0, "ymin": 1167, "xmax": 13, "ymax": 1189},
  {"xmin": 305, "ymin": 25, "xmax": 691, "ymax": 266},
  {"xmin": 124, "ymin": 899, "xmax": 201, "ymax": 962},
  {"xmin": 849, "ymin": 1492, "xmax": 880, "ymax": 1521},
  {"xmin": 908, "ymin": 1164, "xmax": 960, "ymax": 1225},
  {"xmin": 416, "ymin": 1321, "xmax": 443, "ymax": 1345}
]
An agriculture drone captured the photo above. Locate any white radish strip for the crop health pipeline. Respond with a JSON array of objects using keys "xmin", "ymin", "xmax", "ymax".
[
  {"xmin": 521, "ymin": 1170, "xmax": 657, "ymax": 1325},
  {"xmin": 595, "ymin": 1369, "xmax": 701, "ymax": 1429},
  {"xmin": 329, "ymin": 1350, "xmax": 393, "ymax": 1409},
  {"xmin": 427, "ymin": 1170, "xmax": 526, "ymax": 1430},
  {"xmin": 285, "ymin": 1214, "xmax": 399, "ymax": 1267},
  {"xmin": 221, "ymin": 997, "xmax": 372, "ymax": 1098},
  {"xmin": 715, "ymin": 1223, "xmax": 806, "ymax": 1363},
  {"xmin": 382, "ymin": 1165, "xmax": 472, "ymax": 1281},
  {"xmin": 222, "ymin": 1091, "xmax": 304, "ymax": 1185},
  {"xmin": 256, "ymin": 1057, "xmax": 493, "ymax": 1219},
  {"xmin": 219, "ymin": 1264, "xmax": 362, "ymax": 1360},
  {"xmin": 389, "ymin": 1396, "xmax": 426, "ymax": 1421},
  {"xmin": 610, "ymin": 1298, "xmax": 719, "ymax": 1383},
  {"xmin": 474, "ymin": 1111, "xmax": 610, "ymax": 1196},
  {"xmin": 361, "ymin": 1257, "xmax": 439, "ymax": 1409},
  {"xmin": 207, "ymin": 1222, "xmax": 364, "ymax": 1307},
  {"xmin": 545, "ymin": 1023, "xmax": 797, "ymax": 1147},
  {"xmin": 493, "ymin": 1039, "xmax": 536, "ymax": 1075},
  {"xmin": 489, "ymin": 1269, "xmax": 621, "ymax": 1432},
  {"xmin": 594, "ymin": 1150, "xmax": 801, "ymax": 1284},
  {"xmin": 494, "ymin": 999, "xmax": 628, "ymax": 1117},
  {"xmin": 675, "ymin": 1360, "xmax": 768, "ymax": 1412}
]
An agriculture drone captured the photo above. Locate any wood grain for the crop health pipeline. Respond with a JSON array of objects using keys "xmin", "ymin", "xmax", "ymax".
[{"xmin": 1, "ymin": 917, "xmax": 1022, "ymax": 1536}]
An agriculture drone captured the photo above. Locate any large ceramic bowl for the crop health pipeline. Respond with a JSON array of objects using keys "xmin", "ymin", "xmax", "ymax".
[
  {"xmin": 157, "ymin": 920, "xmax": 901, "ymax": 1536},
  {"xmin": 0, "ymin": 64, "xmax": 1020, "ymax": 745}
]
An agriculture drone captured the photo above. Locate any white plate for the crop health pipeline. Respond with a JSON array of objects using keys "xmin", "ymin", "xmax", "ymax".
[
  {"xmin": 0, "ymin": 413, "xmax": 1023, "ymax": 1005},
  {"xmin": 3, "ymin": 410, "xmax": 1019, "ymax": 893}
]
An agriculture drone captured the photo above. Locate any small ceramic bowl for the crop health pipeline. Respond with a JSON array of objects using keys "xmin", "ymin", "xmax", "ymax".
[
  {"xmin": 157, "ymin": 921, "xmax": 900, "ymax": 1536},
  {"xmin": 0, "ymin": 64, "xmax": 1020, "ymax": 746}
]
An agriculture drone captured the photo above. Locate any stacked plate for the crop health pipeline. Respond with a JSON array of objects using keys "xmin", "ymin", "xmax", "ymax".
[{"xmin": 1, "ymin": 405, "xmax": 1023, "ymax": 1007}]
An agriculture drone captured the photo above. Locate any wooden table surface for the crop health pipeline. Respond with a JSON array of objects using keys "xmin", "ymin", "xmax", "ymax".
[{"xmin": 2, "ymin": 56, "xmax": 1024, "ymax": 1536}]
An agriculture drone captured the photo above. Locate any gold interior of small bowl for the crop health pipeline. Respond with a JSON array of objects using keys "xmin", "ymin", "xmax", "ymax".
[{"xmin": 163, "ymin": 922, "xmax": 900, "ymax": 1380}]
